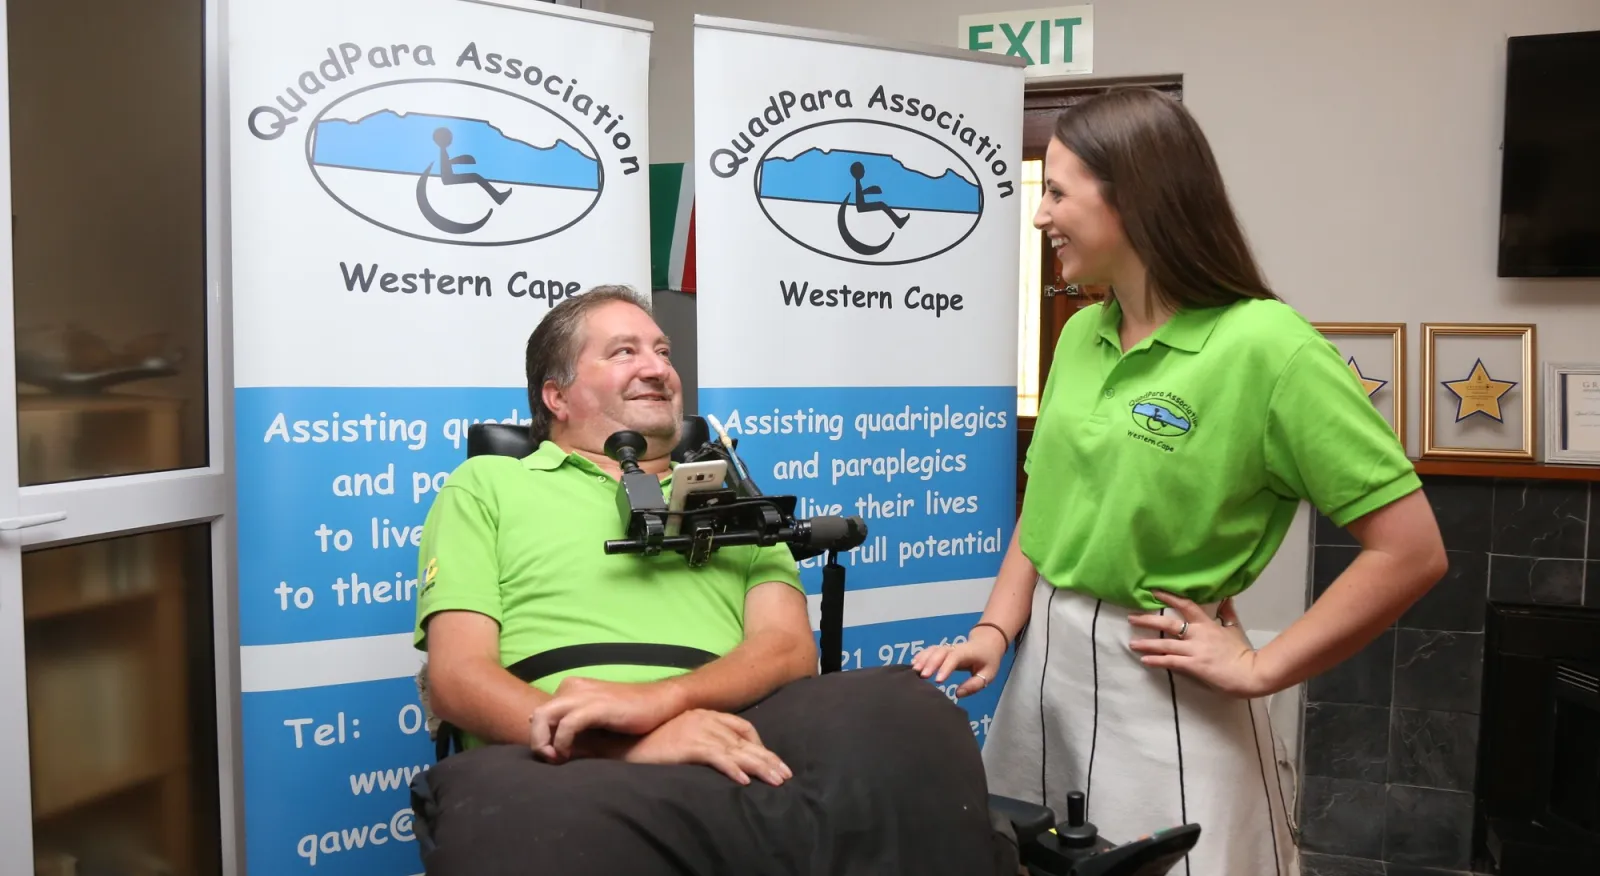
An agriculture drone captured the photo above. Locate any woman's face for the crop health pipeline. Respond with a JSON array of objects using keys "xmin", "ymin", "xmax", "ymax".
[{"xmin": 1033, "ymin": 137, "xmax": 1130, "ymax": 286}]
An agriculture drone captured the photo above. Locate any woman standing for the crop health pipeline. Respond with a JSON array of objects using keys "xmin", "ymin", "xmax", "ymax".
[{"xmin": 912, "ymin": 88, "xmax": 1446, "ymax": 875}]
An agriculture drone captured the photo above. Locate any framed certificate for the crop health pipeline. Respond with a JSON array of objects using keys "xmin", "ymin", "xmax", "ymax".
[
  {"xmin": 1312, "ymin": 322, "xmax": 1406, "ymax": 442},
  {"xmin": 1544, "ymin": 362, "xmax": 1600, "ymax": 465},
  {"xmin": 1421, "ymin": 323, "xmax": 1536, "ymax": 461}
]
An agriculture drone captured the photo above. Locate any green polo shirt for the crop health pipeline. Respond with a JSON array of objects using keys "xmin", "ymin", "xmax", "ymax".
[
  {"xmin": 1021, "ymin": 297, "xmax": 1419, "ymax": 611},
  {"xmin": 413, "ymin": 440, "xmax": 803, "ymax": 693}
]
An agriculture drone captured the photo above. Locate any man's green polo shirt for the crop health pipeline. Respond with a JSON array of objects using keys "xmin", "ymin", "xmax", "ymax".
[
  {"xmin": 1021, "ymin": 297, "xmax": 1420, "ymax": 612},
  {"xmin": 413, "ymin": 440, "xmax": 804, "ymax": 693}
]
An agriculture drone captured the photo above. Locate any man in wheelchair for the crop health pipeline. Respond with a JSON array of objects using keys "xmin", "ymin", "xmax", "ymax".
[{"xmin": 407, "ymin": 285, "xmax": 1197, "ymax": 875}]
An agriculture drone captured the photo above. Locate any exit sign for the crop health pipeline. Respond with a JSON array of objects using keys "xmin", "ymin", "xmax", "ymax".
[{"xmin": 959, "ymin": 6, "xmax": 1094, "ymax": 77}]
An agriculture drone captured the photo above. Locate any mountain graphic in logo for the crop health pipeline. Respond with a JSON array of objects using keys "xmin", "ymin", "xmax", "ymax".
[
  {"xmin": 313, "ymin": 112, "xmax": 599, "ymax": 190},
  {"xmin": 1131, "ymin": 402, "xmax": 1191, "ymax": 437},
  {"xmin": 754, "ymin": 120, "xmax": 984, "ymax": 266},
  {"xmin": 759, "ymin": 149, "xmax": 980, "ymax": 214},
  {"xmin": 307, "ymin": 79, "xmax": 604, "ymax": 246}
]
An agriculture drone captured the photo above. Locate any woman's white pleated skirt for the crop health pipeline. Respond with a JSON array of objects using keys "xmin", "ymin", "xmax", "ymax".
[{"xmin": 982, "ymin": 577, "xmax": 1300, "ymax": 876}]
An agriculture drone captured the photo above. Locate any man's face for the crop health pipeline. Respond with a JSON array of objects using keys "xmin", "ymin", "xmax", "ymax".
[{"xmin": 547, "ymin": 300, "xmax": 683, "ymax": 448}]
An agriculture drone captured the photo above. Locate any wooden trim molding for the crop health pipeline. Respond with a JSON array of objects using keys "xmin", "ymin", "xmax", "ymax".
[
  {"xmin": 1412, "ymin": 459, "xmax": 1600, "ymax": 483},
  {"xmin": 1022, "ymin": 78, "xmax": 1183, "ymax": 159}
]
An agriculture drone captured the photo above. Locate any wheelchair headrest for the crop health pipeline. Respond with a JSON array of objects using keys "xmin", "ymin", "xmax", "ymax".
[
  {"xmin": 467, "ymin": 423, "xmax": 540, "ymax": 459},
  {"xmin": 467, "ymin": 415, "xmax": 711, "ymax": 464}
]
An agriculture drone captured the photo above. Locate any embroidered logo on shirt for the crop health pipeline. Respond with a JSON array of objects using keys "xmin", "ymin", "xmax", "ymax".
[
  {"xmin": 1129, "ymin": 391, "xmax": 1197, "ymax": 439},
  {"xmin": 422, "ymin": 557, "xmax": 439, "ymax": 594}
]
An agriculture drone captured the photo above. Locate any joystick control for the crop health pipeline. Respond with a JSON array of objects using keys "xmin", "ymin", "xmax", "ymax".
[
  {"xmin": 1058, "ymin": 791, "xmax": 1101, "ymax": 849},
  {"xmin": 604, "ymin": 430, "xmax": 648, "ymax": 473},
  {"xmin": 996, "ymin": 787, "xmax": 1201, "ymax": 875},
  {"xmin": 605, "ymin": 430, "xmax": 668, "ymax": 552}
]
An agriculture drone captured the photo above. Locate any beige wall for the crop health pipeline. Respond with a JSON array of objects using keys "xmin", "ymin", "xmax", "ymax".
[
  {"xmin": 607, "ymin": 0, "xmax": 1600, "ymax": 390},
  {"xmin": 601, "ymin": 0, "xmax": 1600, "ymax": 764}
]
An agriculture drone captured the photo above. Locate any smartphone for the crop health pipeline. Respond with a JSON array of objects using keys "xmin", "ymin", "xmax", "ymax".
[{"xmin": 665, "ymin": 459, "xmax": 728, "ymax": 536}]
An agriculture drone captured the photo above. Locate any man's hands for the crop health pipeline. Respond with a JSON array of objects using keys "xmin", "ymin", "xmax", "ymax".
[
  {"xmin": 623, "ymin": 709, "xmax": 792, "ymax": 787},
  {"xmin": 529, "ymin": 676, "xmax": 686, "ymax": 763},
  {"xmin": 528, "ymin": 677, "xmax": 791, "ymax": 787}
]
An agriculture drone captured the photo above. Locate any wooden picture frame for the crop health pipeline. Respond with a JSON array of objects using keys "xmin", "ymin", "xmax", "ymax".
[
  {"xmin": 1543, "ymin": 361, "xmax": 1600, "ymax": 465},
  {"xmin": 1312, "ymin": 322, "xmax": 1406, "ymax": 442},
  {"xmin": 1421, "ymin": 323, "xmax": 1536, "ymax": 461}
]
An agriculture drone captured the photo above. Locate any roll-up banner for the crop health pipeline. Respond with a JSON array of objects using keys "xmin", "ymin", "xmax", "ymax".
[
  {"xmin": 692, "ymin": 17, "xmax": 1026, "ymax": 744},
  {"xmin": 228, "ymin": 0, "xmax": 650, "ymax": 870}
]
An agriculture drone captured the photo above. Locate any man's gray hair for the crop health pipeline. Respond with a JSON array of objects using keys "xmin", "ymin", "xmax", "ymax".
[{"xmin": 524, "ymin": 285, "xmax": 653, "ymax": 444}]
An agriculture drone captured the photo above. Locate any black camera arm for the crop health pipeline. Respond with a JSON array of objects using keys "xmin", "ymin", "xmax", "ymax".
[
  {"xmin": 600, "ymin": 429, "xmax": 866, "ymax": 564},
  {"xmin": 600, "ymin": 429, "xmax": 864, "ymax": 675}
]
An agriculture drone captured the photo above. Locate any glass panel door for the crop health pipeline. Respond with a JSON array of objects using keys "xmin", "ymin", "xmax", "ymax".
[
  {"xmin": 10, "ymin": 0, "xmax": 209, "ymax": 487},
  {"xmin": 25, "ymin": 528, "xmax": 220, "ymax": 876},
  {"xmin": 0, "ymin": 0, "xmax": 238, "ymax": 873}
]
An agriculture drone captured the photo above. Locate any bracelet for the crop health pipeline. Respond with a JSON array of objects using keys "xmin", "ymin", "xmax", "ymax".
[{"xmin": 970, "ymin": 622, "xmax": 1011, "ymax": 650}]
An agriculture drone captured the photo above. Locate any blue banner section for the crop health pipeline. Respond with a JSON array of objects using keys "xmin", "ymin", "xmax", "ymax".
[
  {"xmin": 242, "ymin": 677, "xmax": 434, "ymax": 875},
  {"xmin": 833, "ymin": 612, "xmax": 1016, "ymax": 748},
  {"xmin": 236, "ymin": 386, "xmax": 528, "ymax": 647},
  {"xmin": 698, "ymin": 385, "xmax": 1016, "ymax": 594}
]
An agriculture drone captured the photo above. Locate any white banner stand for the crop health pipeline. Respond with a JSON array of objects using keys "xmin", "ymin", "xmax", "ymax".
[
  {"xmin": 228, "ymin": 0, "xmax": 651, "ymax": 870},
  {"xmin": 692, "ymin": 16, "xmax": 1025, "ymax": 745}
]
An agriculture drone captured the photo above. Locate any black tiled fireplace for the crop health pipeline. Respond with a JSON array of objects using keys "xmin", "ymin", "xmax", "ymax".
[
  {"xmin": 1299, "ymin": 475, "xmax": 1599, "ymax": 876},
  {"xmin": 1474, "ymin": 602, "xmax": 1600, "ymax": 873}
]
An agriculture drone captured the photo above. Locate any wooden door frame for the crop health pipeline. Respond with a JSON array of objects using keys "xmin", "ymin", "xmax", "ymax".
[{"xmin": 1015, "ymin": 77, "xmax": 1183, "ymax": 511}]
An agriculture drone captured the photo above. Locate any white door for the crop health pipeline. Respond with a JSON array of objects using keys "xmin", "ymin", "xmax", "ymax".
[{"xmin": 0, "ymin": 0, "xmax": 239, "ymax": 873}]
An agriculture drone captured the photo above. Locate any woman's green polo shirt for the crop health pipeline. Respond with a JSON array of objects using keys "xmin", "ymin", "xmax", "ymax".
[{"xmin": 1020, "ymin": 297, "xmax": 1420, "ymax": 612}]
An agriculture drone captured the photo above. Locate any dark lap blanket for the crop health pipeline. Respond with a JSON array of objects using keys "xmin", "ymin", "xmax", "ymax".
[{"xmin": 409, "ymin": 665, "xmax": 1018, "ymax": 876}]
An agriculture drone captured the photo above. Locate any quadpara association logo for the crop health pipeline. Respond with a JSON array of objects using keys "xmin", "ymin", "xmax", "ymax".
[
  {"xmin": 245, "ymin": 42, "xmax": 639, "ymax": 247},
  {"xmin": 709, "ymin": 86, "xmax": 1014, "ymax": 266},
  {"xmin": 1126, "ymin": 391, "xmax": 1196, "ymax": 453}
]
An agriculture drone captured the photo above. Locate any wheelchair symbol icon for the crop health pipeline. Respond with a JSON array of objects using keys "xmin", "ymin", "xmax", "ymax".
[
  {"xmin": 416, "ymin": 127, "xmax": 513, "ymax": 235},
  {"xmin": 836, "ymin": 161, "xmax": 910, "ymax": 256}
]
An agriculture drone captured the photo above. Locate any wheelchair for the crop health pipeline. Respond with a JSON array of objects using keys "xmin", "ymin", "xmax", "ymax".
[{"xmin": 425, "ymin": 417, "xmax": 1201, "ymax": 876}]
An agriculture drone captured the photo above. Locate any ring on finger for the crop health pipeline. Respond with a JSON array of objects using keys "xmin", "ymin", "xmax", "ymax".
[
  {"xmin": 974, "ymin": 672, "xmax": 990, "ymax": 684},
  {"xmin": 1177, "ymin": 620, "xmax": 1189, "ymax": 639}
]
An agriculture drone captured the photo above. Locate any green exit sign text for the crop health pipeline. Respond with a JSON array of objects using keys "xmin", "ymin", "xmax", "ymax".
[{"xmin": 959, "ymin": 5, "xmax": 1094, "ymax": 76}]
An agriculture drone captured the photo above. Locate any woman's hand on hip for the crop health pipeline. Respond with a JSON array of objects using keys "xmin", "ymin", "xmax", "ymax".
[
  {"xmin": 910, "ymin": 627, "xmax": 1006, "ymax": 698},
  {"xmin": 1128, "ymin": 592, "xmax": 1269, "ymax": 698}
]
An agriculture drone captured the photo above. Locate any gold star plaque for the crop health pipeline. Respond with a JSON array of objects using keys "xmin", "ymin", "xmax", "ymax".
[
  {"xmin": 1346, "ymin": 356, "xmax": 1387, "ymax": 399},
  {"xmin": 1312, "ymin": 323, "xmax": 1406, "ymax": 440},
  {"xmin": 1442, "ymin": 358, "xmax": 1517, "ymax": 423},
  {"xmin": 1420, "ymin": 323, "xmax": 1535, "ymax": 461}
]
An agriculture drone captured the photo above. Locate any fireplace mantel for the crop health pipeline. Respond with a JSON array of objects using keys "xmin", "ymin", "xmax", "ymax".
[{"xmin": 1412, "ymin": 459, "xmax": 1600, "ymax": 483}]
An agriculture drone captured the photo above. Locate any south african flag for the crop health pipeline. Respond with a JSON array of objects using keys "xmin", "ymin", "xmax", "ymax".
[{"xmin": 649, "ymin": 162, "xmax": 696, "ymax": 293}]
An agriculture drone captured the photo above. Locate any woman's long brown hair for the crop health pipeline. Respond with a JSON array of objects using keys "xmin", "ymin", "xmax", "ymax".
[{"xmin": 1054, "ymin": 87, "xmax": 1277, "ymax": 311}]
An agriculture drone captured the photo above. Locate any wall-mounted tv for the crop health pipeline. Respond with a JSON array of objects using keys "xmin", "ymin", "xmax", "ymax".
[{"xmin": 1497, "ymin": 29, "xmax": 1600, "ymax": 278}]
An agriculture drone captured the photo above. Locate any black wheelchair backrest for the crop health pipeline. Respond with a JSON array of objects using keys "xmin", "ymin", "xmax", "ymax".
[{"xmin": 467, "ymin": 423, "xmax": 539, "ymax": 459}]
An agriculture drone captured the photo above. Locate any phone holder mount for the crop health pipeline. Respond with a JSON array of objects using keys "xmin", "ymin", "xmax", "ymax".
[
  {"xmin": 601, "ymin": 429, "xmax": 865, "ymax": 673},
  {"xmin": 602, "ymin": 429, "xmax": 797, "ymax": 567}
]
